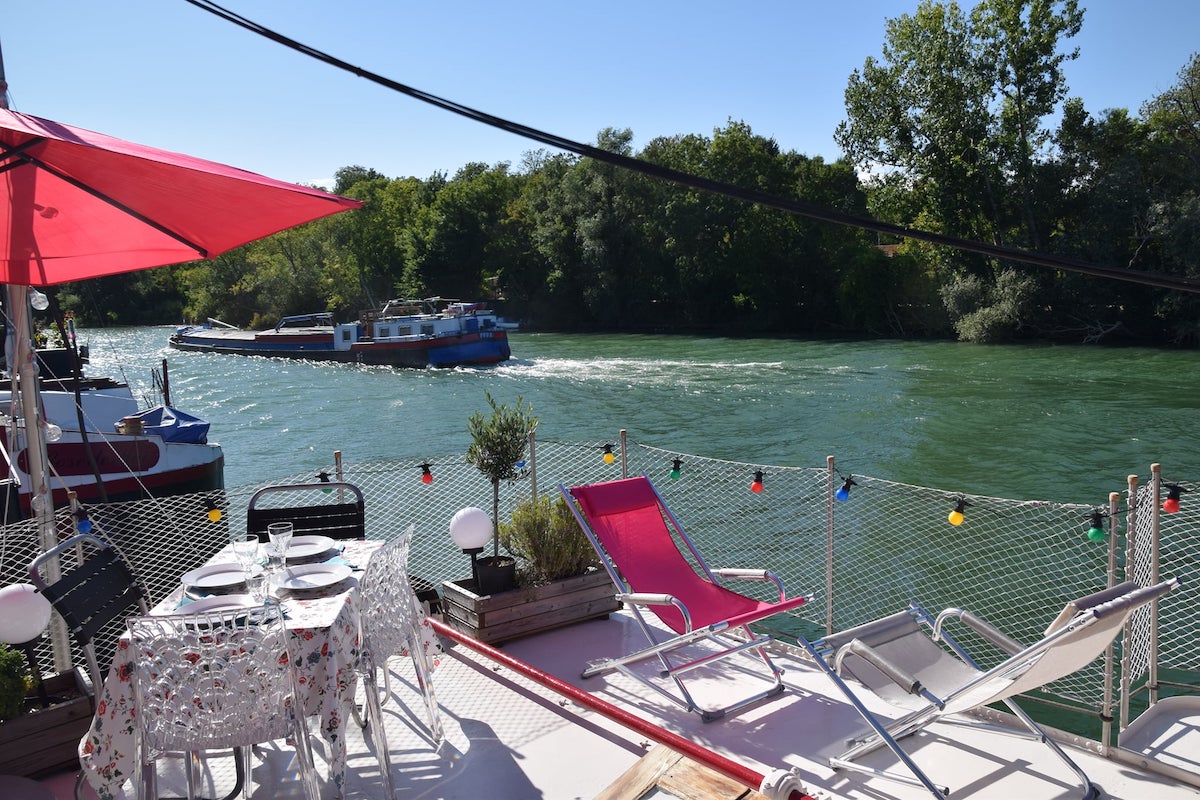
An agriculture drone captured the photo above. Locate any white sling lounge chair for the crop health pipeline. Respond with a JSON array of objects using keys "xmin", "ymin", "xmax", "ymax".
[{"xmin": 799, "ymin": 577, "xmax": 1181, "ymax": 799}]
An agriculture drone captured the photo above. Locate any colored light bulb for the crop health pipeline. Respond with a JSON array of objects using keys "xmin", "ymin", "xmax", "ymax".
[
  {"xmin": 835, "ymin": 477, "xmax": 856, "ymax": 503},
  {"xmin": 420, "ymin": 463, "xmax": 434, "ymax": 484},
  {"xmin": 670, "ymin": 459, "xmax": 682, "ymax": 480},
  {"xmin": 751, "ymin": 470, "xmax": 764, "ymax": 494},
  {"xmin": 948, "ymin": 499, "xmax": 968, "ymax": 526},
  {"xmin": 602, "ymin": 444, "xmax": 615, "ymax": 465},
  {"xmin": 1163, "ymin": 485, "xmax": 1183, "ymax": 514}
]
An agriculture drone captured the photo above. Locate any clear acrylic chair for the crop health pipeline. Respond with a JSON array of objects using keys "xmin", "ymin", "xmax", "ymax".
[
  {"xmin": 127, "ymin": 603, "xmax": 320, "ymax": 800},
  {"xmin": 354, "ymin": 525, "xmax": 444, "ymax": 794}
]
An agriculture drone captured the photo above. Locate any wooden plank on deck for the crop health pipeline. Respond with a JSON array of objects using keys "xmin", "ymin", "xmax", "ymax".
[{"xmin": 593, "ymin": 743, "xmax": 764, "ymax": 800}]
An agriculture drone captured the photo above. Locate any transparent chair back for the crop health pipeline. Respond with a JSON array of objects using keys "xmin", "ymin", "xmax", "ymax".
[
  {"xmin": 127, "ymin": 603, "xmax": 320, "ymax": 800},
  {"xmin": 358, "ymin": 524, "xmax": 444, "ymax": 746}
]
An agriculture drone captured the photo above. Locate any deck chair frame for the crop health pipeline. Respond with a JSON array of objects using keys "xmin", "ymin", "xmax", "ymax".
[
  {"xmin": 800, "ymin": 578, "xmax": 1180, "ymax": 799},
  {"xmin": 562, "ymin": 476, "xmax": 811, "ymax": 722},
  {"xmin": 246, "ymin": 481, "xmax": 365, "ymax": 541}
]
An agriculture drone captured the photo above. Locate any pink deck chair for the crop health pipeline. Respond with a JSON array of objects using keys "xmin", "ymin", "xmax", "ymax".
[{"xmin": 562, "ymin": 476, "xmax": 811, "ymax": 721}]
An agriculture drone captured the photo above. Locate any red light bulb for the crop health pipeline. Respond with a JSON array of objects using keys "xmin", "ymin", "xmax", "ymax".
[
  {"xmin": 750, "ymin": 470, "xmax": 764, "ymax": 494},
  {"xmin": 419, "ymin": 463, "xmax": 434, "ymax": 484},
  {"xmin": 1163, "ymin": 484, "xmax": 1184, "ymax": 514}
]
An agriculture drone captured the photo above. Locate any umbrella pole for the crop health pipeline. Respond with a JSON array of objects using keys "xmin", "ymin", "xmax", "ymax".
[{"xmin": 8, "ymin": 285, "xmax": 70, "ymax": 672}]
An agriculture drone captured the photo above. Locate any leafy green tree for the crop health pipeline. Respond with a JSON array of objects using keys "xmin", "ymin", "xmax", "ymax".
[{"xmin": 838, "ymin": 0, "xmax": 1086, "ymax": 341}]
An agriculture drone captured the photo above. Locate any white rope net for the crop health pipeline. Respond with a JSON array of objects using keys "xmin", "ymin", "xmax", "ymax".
[{"xmin": 3, "ymin": 436, "xmax": 1194, "ymax": 738}]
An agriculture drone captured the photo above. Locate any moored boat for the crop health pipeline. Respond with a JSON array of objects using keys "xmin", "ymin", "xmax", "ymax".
[
  {"xmin": 0, "ymin": 348, "xmax": 224, "ymax": 521},
  {"xmin": 169, "ymin": 297, "xmax": 512, "ymax": 368}
]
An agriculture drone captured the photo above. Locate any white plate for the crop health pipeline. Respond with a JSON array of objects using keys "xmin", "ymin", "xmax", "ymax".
[
  {"xmin": 174, "ymin": 594, "xmax": 260, "ymax": 615},
  {"xmin": 286, "ymin": 535, "xmax": 337, "ymax": 560},
  {"xmin": 180, "ymin": 563, "xmax": 247, "ymax": 591},
  {"xmin": 275, "ymin": 563, "xmax": 352, "ymax": 591}
]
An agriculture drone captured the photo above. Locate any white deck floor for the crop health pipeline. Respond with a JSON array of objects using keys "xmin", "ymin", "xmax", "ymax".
[{"xmin": 73, "ymin": 608, "xmax": 1200, "ymax": 800}]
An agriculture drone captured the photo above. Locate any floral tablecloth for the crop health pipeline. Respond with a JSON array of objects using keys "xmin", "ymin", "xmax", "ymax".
[{"xmin": 79, "ymin": 538, "xmax": 443, "ymax": 799}]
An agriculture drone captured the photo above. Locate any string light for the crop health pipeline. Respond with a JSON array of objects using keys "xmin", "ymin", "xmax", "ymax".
[
  {"xmin": 835, "ymin": 476, "xmax": 857, "ymax": 502},
  {"xmin": 29, "ymin": 287, "xmax": 50, "ymax": 311},
  {"xmin": 204, "ymin": 498, "xmax": 222, "ymax": 523},
  {"xmin": 419, "ymin": 463, "xmax": 434, "ymax": 484},
  {"xmin": 948, "ymin": 498, "xmax": 969, "ymax": 526},
  {"xmin": 317, "ymin": 470, "xmax": 331, "ymax": 483},
  {"xmin": 751, "ymin": 470, "xmax": 764, "ymax": 494},
  {"xmin": 602, "ymin": 444, "xmax": 615, "ymax": 465},
  {"xmin": 1163, "ymin": 484, "xmax": 1185, "ymax": 514},
  {"xmin": 1086, "ymin": 511, "xmax": 1107, "ymax": 543},
  {"xmin": 670, "ymin": 458, "xmax": 683, "ymax": 480},
  {"xmin": 73, "ymin": 507, "xmax": 92, "ymax": 534}
]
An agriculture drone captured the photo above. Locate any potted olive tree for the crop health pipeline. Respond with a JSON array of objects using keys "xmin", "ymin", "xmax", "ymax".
[
  {"xmin": 441, "ymin": 492, "xmax": 621, "ymax": 644},
  {"xmin": 464, "ymin": 391, "xmax": 537, "ymax": 595},
  {"xmin": 500, "ymin": 494, "xmax": 598, "ymax": 586}
]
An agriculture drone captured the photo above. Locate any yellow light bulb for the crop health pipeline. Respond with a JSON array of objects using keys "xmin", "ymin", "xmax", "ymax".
[
  {"xmin": 603, "ymin": 452, "xmax": 615, "ymax": 464},
  {"xmin": 948, "ymin": 510, "xmax": 964, "ymax": 526}
]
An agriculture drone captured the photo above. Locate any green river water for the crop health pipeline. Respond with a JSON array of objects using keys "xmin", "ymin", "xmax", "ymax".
[{"xmin": 84, "ymin": 327, "xmax": 1200, "ymax": 504}]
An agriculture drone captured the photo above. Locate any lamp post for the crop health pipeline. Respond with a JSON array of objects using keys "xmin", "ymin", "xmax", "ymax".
[{"xmin": 449, "ymin": 507, "xmax": 493, "ymax": 587}]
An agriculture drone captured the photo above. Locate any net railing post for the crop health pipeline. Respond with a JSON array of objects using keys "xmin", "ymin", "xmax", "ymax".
[
  {"xmin": 1119, "ymin": 473, "xmax": 1138, "ymax": 731},
  {"xmin": 620, "ymin": 429, "xmax": 628, "ymax": 479},
  {"xmin": 1149, "ymin": 463, "xmax": 1163, "ymax": 706},
  {"xmin": 1101, "ymin": 490, "xmax": 1120, "ymax": 753},
  {"xmin": 528, "ymin": 429, "xmax": 538, "ymax": 500},
  {"xmin": 825, "ymin": 455, "xmax": 836, "ymax": 636},
  {"xmin": 334, "ymin": 450, "xmax": 345, "ymax": 502}
]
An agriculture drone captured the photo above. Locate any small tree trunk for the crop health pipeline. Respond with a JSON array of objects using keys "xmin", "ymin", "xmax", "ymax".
[{"xmin": 491, "ymin": 479, "xmax": 501, "ymax": 556}]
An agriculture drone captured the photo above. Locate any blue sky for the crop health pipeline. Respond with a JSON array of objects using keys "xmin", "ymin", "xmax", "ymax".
[{"xmin": 4, "ymin": 2, "xmax": 1197, "ymax": 189}]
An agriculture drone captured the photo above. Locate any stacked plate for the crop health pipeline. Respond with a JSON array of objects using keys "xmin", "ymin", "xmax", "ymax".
[
  {"xmin": 284, "ymin": 535, "xmax": 339, "ymax": 564},
  {"xmin": 180, "ymin": 563, "xmax": 249, "ymax": 597},
  {"xmin": 274, "ymin": 563, "xmax": 353, "ymax": 596}
]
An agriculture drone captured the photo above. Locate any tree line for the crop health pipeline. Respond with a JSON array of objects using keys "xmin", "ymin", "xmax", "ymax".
[{"xmin": 54, "ymin": 1, "xmax": 1200, "ymax": 346}]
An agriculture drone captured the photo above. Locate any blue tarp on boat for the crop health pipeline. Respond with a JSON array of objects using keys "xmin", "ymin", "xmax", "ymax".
[{"xmin": 131, "ymin": 405, "xmax": 211, "ymax": 444}]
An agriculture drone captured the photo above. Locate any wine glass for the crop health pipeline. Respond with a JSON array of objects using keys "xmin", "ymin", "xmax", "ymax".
[
  {"xmin": 231, "ymin": 533, "xmax": 260, "ymax": 575},
  {"xmin": 267, "ymin": 522, "xmax": 294, "ymax": 572}
]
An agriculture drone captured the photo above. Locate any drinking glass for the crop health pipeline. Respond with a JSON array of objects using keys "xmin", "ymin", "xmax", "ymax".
[
  {"xmin": 231, "ymin": 533, "xmax": 260, "ymax": 574},
  {"xmin": 267, "ymin": 522, "xmax": 294, "ymax": 571},
  {"xmin": 245, "ymin": 570, "xmax": 269, "ymax": 602}
]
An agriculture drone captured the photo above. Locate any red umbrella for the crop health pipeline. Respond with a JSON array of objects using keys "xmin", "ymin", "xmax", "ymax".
[
  {"xmin": 0, "ymin": 105, "xmax": 361, "ymax": 563},
  {"xmin": 0, "ymin": 107, "xmax": 361, "ymax": 285}
]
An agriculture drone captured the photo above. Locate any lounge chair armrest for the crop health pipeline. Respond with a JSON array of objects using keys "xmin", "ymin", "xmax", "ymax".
[
  {"xmin": 934, "ymin": 608, "xmax": 1024, "ymax": 655},
  {"xmin": 619, "ymin": 593, "xmax": 692, "ymax": 633},
  {"xmin": 714, "ymin": 568, "xmax": 768, "ymax": 580},
  {"xmin": 713, "ymin": 568, "xmax": 787, "ymax": 600},
  {"xmin": 834, "ymin": 638, "xmax": 945, "ymax": 709}
]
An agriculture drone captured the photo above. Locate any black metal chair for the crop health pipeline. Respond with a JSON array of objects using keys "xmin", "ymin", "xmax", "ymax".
[
  {"xmin": 245, "ymin": 481, "xmax": 366, "ymax": 542},
  {"xmin": 28, "ymin": 532, "xmax": 150, "ymax": 692}
]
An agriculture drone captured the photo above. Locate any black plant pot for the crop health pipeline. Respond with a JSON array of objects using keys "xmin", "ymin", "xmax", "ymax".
[{"xmin": 475, "ymin": 555, "xmax": 517, "ymax": 595}]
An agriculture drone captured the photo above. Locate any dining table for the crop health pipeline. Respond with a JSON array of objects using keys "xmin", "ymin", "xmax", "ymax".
[{"xmin": 78, "ymin": 537, "xmax": 443, "ymax": 800}]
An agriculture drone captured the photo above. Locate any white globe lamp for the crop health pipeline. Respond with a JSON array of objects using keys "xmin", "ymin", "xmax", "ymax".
[
  {"xmin": 0, "ymin": 583, "xmax": 53, "ymax": 645},
  {"xmin": 449, "ymin": 507, "xmax": 493, "ymax": 583}
]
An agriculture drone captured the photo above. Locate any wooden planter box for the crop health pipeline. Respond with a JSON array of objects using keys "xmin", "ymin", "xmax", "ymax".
[
  {"xmin": 441, "ymin": 569, "xmax": 620, "ymax": 645},
  {"xmin": 0, "ymin": 668, "xmax": 94, "ymax": 778}
]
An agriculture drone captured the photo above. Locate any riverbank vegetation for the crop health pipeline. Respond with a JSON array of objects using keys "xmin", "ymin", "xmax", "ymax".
[{"xmin": 55, "ymin": 1, "xmax": 1200, "ymax": 346}]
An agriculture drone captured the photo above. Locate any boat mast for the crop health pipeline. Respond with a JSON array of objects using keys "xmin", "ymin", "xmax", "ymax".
[{"xmin": 1, "ymin": 39, "xmax": 71, "ymax": 672}]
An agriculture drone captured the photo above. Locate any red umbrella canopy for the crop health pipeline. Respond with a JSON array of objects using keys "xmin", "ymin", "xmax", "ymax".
[{"xmin": 0, "ymin": 108, "xmax": 362, "ymax": 286}]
